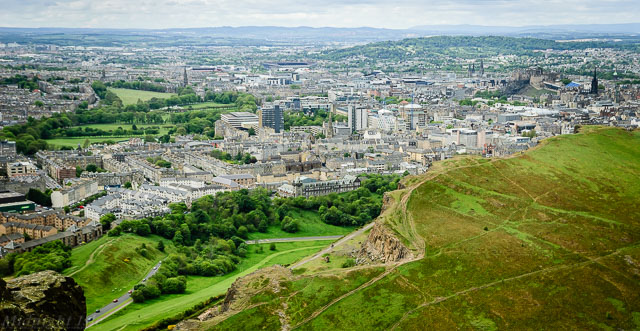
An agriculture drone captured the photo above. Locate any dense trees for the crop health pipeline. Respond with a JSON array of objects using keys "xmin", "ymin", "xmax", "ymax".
[
  {"xmin": 1, "ymin": 241, "xmax": 72, "ymax": 277},
  {"xmin": 27, "ymin": 188, "xmax": 52, "ymax": 207},
  {"xmin": 0, "ymin": 74, "xmax": 40, "ymax": 91},
  {"xmin": 283, "ymin": 109, "xmax": 347, "ymax": 131},
  {"xmin": 109, "ymin": 80, "xmax": 166, "ymax": 93}
]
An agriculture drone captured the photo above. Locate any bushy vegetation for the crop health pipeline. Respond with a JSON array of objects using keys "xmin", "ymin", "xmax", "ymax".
[
  {"xmin": 0, "ymin": 241, "xmax": 71, "ymax": 277},
  {"xmin": 0, "ymin": 74, "xmax": 40, "ymax": 91},
  {"xmin": 210, "ymin": 150, "xmax": 257, "ymax": 164},
  {"xmin": 284, "ymin": 109, "xmax": 347, "ymax": 130},
  {"xmin": 106, "ymin": 174, "xmax": 399, "ymax": 301}
]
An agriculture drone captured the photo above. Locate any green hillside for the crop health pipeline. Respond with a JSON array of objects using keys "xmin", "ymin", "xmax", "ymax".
[
  {"xmin": 200, "ymin": 126, "xmax": 640, "ymax": 330},
  {"xmin": 64, "ymin": 234, "xmax": 170, "ymax": 314}
]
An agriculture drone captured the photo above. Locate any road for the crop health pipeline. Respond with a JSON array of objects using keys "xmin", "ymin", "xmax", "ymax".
[
  {"xmin": 86, "ymin": 260, "xmax": 163, "ymax": 328},
  {"xmin": 245, "ymin": 235, "xmax": 343, "ymax": 245},
  {"xmin": 290, "ymin": 222, "xmax": 375, "ymax": 269}
]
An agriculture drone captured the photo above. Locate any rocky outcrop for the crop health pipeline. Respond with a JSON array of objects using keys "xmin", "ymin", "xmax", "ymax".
[
  {"xmin": 358, "ymin": 222, "xmax": 412, "ymax": 264},
  {"xmin": 0, "ymin": 270, "xmax": 86, "ymax": 330},
  {"xmin": 175, "ymin": 265, "xmax": 293, "ymax": 330}
]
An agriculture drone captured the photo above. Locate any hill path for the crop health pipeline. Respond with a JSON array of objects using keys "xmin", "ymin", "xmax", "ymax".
[{"xmin": 67, "ymin": 239, "xmax": 115, "ymax": 277}]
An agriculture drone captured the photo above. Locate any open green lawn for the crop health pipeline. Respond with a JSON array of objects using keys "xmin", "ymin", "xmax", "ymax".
[
  {"xmin": 45, "ymin": 123, "xmax": 174, "ymax": 147},
  {"xmin": 92, "ymin": 240, "xmax": 333, "ymax": 331},
  {"xmin": 46, "ymin": 137, "xmax": 131, "ymax": 147},
  {"xmin": 518, "ymin": 85, "xmax": 557, "ymax": 98},
  {"xmin": 109, "ymin": 88, "xmax": 176, "ymax": 105},
  {"xmin": 64, "ymin": 234, "xmax": 172, "ymax": 314},
  {"xmin": 187, "ymin": 101, "xmax": 234, "ymax": 109},
  {"xmin": 248, "ymin": 210, "xmax": 355, "ymax": 240},
  {"xmin": 204, "ymin": 126, "xmax": 640, "ymax": 330}
]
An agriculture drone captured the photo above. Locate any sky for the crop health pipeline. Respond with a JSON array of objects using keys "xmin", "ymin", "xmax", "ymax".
[{"xmin": 1, "ymin": 0, "xmax": 639, "ymax": 29}]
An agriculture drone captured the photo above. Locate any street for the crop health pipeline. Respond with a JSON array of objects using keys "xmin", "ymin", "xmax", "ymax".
[{"xmin": 86, "ymin": 260, "xmax": 163, "ymax": 328}]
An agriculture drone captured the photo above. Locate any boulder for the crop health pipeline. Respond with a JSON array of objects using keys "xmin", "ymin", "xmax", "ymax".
[{"xmin": 0, "ymin": 270, "xmax": 86, "ymax": 330}]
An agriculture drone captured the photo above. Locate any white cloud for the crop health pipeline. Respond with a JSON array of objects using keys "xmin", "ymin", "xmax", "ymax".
[{"xmin": 0, "ymin": 0, "xmax": 637, "ymax": 28}]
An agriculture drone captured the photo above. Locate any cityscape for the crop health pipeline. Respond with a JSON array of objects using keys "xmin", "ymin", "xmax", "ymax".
[{"xmin": 0, "ymin": 1, "xmax": 639, "ymax": 330}]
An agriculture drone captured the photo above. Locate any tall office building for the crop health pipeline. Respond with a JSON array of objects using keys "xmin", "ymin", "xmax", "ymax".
[
  {"xmin": 259, "ymin": 105, "xmax": 284, "ymax": 133},
  {"xmin": 348, "ymin": 106, "xmax": 368, "ymax": 132}
]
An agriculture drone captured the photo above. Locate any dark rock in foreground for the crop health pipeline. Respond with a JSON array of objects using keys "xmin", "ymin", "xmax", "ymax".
[{"xmin": 1, "ymin": 270, "xmax": 86, "ymax": 330}]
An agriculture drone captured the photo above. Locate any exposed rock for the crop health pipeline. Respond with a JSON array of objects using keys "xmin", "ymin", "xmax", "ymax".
[
  {"xmin": 358, "ymin": 222, "xmax": 412, "ymax": 264},
  {"xmin": 0, "ymin": 270, "xmax": 86, "ymax": 330},
  {"xmin": 176, "ymin": 265, "xmax": 293, "ymax": 330}
]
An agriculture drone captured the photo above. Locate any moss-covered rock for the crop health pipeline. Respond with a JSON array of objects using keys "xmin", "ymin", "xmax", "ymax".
[{"xmin": 0, "ymin": 270, "xmax": 86, "ymax": 330}]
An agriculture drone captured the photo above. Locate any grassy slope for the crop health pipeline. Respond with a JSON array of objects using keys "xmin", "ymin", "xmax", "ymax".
[
  {"xmin": 248, "ymin": 209, "xmax": 356, "ymax": 240},
  {"xmin": 93, "ymin": 240, "xmax": 333, "ymax": 331},
  {"xmin": 108, "ymin": 88, "xmax": 176, "ymax": 105},
  {"xmin": 213, "ymin": 126, "xmax": 640, "ymax": 330},
  {"xmin": 64, "ymin": 234, "xmax": 171, "ymax": 314}
]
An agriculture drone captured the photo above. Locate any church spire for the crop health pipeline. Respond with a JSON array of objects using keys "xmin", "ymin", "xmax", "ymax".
[
  {"xmin": 183, "ymin": 67, "xmax": 188, "ymax": 87},
  {"xmin": 590, "ymin": 67, "xmax": 598, "ymax": 95}
]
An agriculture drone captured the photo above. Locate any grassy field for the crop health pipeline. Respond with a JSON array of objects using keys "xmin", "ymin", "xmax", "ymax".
[
  {"xmin": 519, "ymin": 85, "xmax": 557, "ymax": 98},
  {"xmin": 187, "ymin": 101, "xmax": 234, "ymax": 109},
  {"xmin": 64, "ymin": 234, "xmax": 171, "ymax": 314},
  {"xmin": 109, "ymin": 88, "xmax": 176, "ymax": 105},
  {"xmin": 248, "ymin": 210, "xmax": 356, "ymax": 240},
  {"xmin": 46, "ymin": 136, "xmax": 131, "ymax": 147},
  {"xmin": 203, "ymin": 126, "xmax": 640, "ymax": 330},
  {"xmin": 92, "ymin": 240, "xmax": 333, "ymax": 331},
  {"xmin": 45, "ymin": 123, "xmax": 174, "ymax": 147}
]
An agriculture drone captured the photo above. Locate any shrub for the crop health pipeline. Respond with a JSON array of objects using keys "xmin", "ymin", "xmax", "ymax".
[{"xmin": 342, "ymin": 258, "xmax": 356, "ymax": 268}]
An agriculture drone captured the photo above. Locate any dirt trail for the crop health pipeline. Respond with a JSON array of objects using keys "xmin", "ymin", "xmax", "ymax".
[
  {"xmin": 292, "ymin": 157, "xmax": 528, "ymax": 329},
  {"xmin": 68, "ymin": 239, "xmax": 115, "ymax": 277}
]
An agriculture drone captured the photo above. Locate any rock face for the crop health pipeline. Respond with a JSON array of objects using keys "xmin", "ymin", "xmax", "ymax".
[
  {"xmin": 358, "ymin": 222, "xmax": 412, "ymax": 264},
  {"xmin": 0, "ymin": 270, "xmax": 86, "ymax": 330}
]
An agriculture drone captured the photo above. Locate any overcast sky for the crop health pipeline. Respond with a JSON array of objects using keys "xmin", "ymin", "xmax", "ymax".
[{"xmin": 1, "ymin": 0, "xmax": 638, "ymax": 29}]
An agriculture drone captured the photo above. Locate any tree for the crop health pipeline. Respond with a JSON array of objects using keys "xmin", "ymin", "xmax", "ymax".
[
  {"xmin": 34, "ymin": 100, "xmax": 44, "ymax": 107},
  {"xmin": 281, "ymin": 216, "xmax": 299, "ymax": 233},
  {"xmin": 124, "ymin": 181, "xmax": 132, "ymax": 189},
  {"xmin": 173, "ymin": 230, "xmax": 184, "ymax": 245},
  {"xmin": 157, "ymin": 240, "xmax": 165, "ymax": 252},
  {"xmin": 83, "ymin": 139, "xmax": 90, "ymax": 149},
  {"xmin": 162, "ymin": 277, "xmax": 186, "ymax": 294},
  {"xmin": 85, "ymin": 164, "xmax": 98, "ymax": 172},
  {"xmin": 131, "ymin": 289, "xmax": 145, "ymax": 303},
  {"xmin": 248, "ymin": 127, "xmax": 256, "ymax": 136},
  {"xmin": 100, "ymin": 213, "xmax": 116, "ymax": 231},
  {"xmin": 237, "ymin": 226, "xmax": 249, "ymax": 239},
  {"xmin": 26, "ymin": 188, "xmax": 51, "ymax": 207},
  {"xmin": 269, "ymin": 243, "xmax": 276, "ymax": 251},
  {"xmin": 258, "ymin": 219, "xmax": 268, "ymax": 233}
]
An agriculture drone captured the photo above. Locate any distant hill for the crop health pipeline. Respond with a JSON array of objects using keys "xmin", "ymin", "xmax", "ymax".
[
  {"xmin": 187, "ymin": 126, "xmax": 640, "ymax": 330},
  {"xmin": 1, "ymin": 24, "xmax": 640, "ymax": 46},
  {"xmin": 318, "ymin": 35, "xmax": 639, "ymax": 61}
]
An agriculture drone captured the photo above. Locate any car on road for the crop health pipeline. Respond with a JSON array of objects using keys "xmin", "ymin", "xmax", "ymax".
[
  {"xmin": 95, "ymin": 309, "xmax": 100, "ymax": 313},
  {"xmin": 128, "ymin": 290, "xmax": 132, "ymax": 294},
  {"xmin": 88, "ymin": 317, "xmax": 93, "ymax": 322},
  {"xmin": 113, "ymin": 299, "xmax": 118, "ymax": 303}
]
